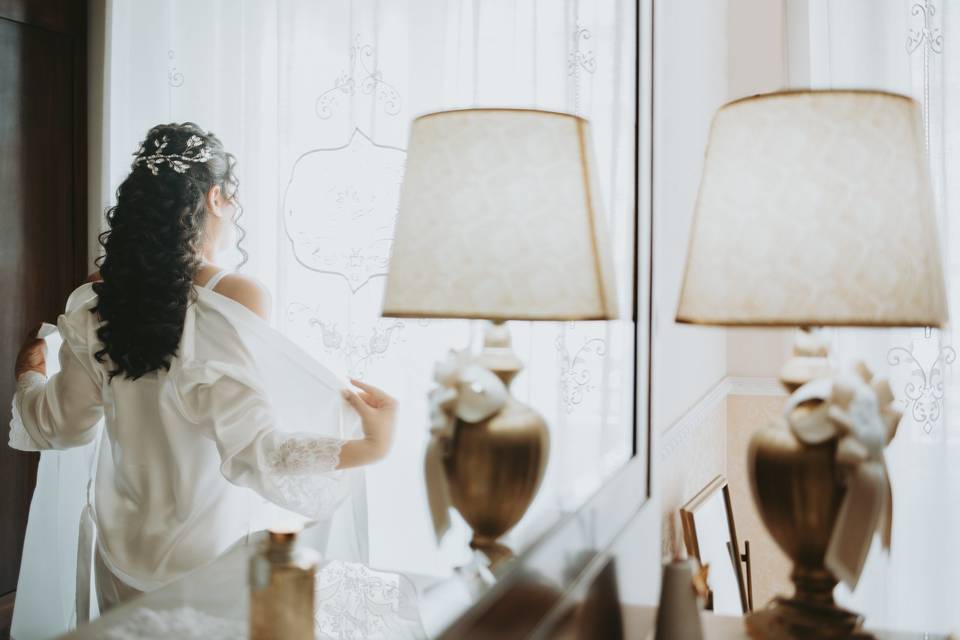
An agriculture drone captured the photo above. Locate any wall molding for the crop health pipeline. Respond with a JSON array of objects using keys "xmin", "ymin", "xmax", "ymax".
[
  {"xmin": 659, "ymin": 376, "xmax": 728, "ymax": 463},
  {"xmin": 728, "ymin": 376, "xmax": 787, "ymax": 397},
  {"xmin": 659, "ymin": 375, "xmax": 784, "ymax": 463}
]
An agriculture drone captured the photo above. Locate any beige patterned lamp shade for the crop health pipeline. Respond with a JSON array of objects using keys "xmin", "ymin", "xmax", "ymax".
[
  {"xmin": 381, "ymin": 108, "xmax": 618, "ymax": 321},
  {"xmin": 676, "ymin": 90, "xmax": 947, "ymax": 327}
]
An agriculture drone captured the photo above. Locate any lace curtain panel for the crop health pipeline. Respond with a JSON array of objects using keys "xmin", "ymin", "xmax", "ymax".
[
  {"xmin": 789, "ymin": 0, "xmax": 960, "ymax": 632},
  {"xmin": 99, "ymin": 0, "xmax": 638, "ymax": 579}
]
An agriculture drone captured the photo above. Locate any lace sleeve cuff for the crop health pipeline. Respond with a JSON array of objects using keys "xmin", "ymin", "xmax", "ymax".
[
  {"xmin": 264, "ymin": 435, "xmax": 346, "ymax": 520},
  {"xmin": 9, "ymin": 371, "xmax": 49, "ymax": 451},
  {"xmin": 267, "ymin": 435, "xmax": 344, "ymax": 474}
]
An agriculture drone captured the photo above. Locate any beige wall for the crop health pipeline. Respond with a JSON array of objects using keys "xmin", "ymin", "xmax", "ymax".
[
  {"xmin": 655, "ymin": 0, "xmax": 799, "ymax": 610},
  {"xmin": 725, "ymin": 0, "xmax": 794, "ymax": 380},
  {"xmin": 655, "ymin": 0, "xmax": 795, "ymax": 552},
  {"xmin": 722, "ymin": 0, "xmax": 795, "ymax": 608},
  {"xmin": 726, "ymin": 394, "xmax": 791, "ymax": 607},
  {"xmin": 727, "ymin": 329, "xmax": 793, "ymax": 378},
  {"xmin": 624, "ymin": 0, "xmax": 803, "ymax": 606},
  {"xmin": 661, "ymin": 398, "xmax": 728, "ymax": 558},
  {"xmin": 727, "ymin": 0, "xmax": 786, "ymax": 100},
  {"xmin": 652, "ymin": 0, "xmax": 730, "ymax": 561}
]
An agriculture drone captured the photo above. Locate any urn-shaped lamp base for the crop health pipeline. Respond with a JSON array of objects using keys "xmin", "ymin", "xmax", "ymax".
[
  {"xmin": 443, "ymin": 321, "xmax": 550, "ymax": 570},
  {"xmin": 746, "ymin": 417, "xmax": 873, "ymax": 639}
]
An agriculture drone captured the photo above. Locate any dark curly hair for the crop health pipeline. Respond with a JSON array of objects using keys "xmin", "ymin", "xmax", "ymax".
[{"xmin": 92, "ymin": 123, "xmax": 244, "ymax": 381}]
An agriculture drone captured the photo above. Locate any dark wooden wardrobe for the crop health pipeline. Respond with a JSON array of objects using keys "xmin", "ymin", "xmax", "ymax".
[{"xmin": 0, "ymin": 0, "xmax": 88, "ymax": 624}]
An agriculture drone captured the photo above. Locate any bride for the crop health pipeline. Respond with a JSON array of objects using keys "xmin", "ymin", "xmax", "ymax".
[{"xmin": 9, "ymin": 123, "xmax": 396, "ymax": 630}]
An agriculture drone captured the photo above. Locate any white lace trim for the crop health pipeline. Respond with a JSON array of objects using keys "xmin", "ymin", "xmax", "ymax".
[
  {"xmin": 9, "ymin": 372, "xmax": 47, "ymax": 451},
  {"xmin": 268, "ymin": 436, "xmax": 344, "ymax": 475},
  {"xmin": 315, "ymin": 560, "xmax": 425, "ymax": 639},
  {"xmin": 266, "ymin": 436, "xmax": 345, "ymax": 519}
]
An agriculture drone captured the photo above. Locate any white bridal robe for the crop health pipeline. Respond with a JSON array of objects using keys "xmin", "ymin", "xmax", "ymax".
[{"xmin": 8, "ymin": 278, "xmax": 370, "ymax": 638}]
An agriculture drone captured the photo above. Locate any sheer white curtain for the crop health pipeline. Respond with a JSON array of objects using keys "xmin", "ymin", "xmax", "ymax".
[
  {"xmin": 98, "ymin": 0, "xmax": 637, "ymax": 579},
  {"xmin": 788, "ymin": 0, "xmax": 960, "ymax": 632}
]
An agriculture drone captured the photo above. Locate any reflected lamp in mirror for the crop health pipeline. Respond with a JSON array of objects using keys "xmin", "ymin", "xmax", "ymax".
[
  {"xmin": 676, "ymin": 90, "xmax": 948, "ymax": 638},
  {"xmin": 382, "ymin": 108, "xmax": 618, "ymax": 567}
]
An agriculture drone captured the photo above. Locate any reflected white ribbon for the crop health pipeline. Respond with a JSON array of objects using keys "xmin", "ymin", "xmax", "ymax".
[
  {"xmin": 785, "ymin": 363, "xmax": 901, "ymax": 589},
  {"xmin": 424, "ymin": 350, "xmax": 508, "ymax": 541}
]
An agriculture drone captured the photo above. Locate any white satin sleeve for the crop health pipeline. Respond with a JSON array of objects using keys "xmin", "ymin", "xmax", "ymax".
[
  {"xmin": 10, "ymin": 317, "xmax": 104, "ymax": 451},
  {"xmin": 169, "ymin": 361, "xmax": 348, "ymax": 520}
]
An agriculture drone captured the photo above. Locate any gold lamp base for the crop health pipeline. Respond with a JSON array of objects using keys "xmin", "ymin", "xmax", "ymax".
[
  {"xmin": 743, "ymin": 329, "xmax": 875, "ymax": 637},
  {"xmin": 443, "ymin": 321, "xmax": 550, "ymax": 571},
  {"xmin": 747, "ymin": 596, "xmax": 871, "ymax": 639},
  {"xmin": 746, "ymin": 414, "xmax": 872, "ymax": 639}
]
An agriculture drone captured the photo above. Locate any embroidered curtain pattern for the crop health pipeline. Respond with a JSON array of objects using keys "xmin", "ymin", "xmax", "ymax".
[{"xmin": 791, "ymin": 0, "xmax": 960, "ymax": 630}]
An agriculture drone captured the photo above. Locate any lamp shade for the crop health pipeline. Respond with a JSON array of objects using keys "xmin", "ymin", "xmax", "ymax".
[
  {"xmin": 381, "ymin": 108, "xmax": 618, "ymax": 321},
  {"xmin": 676, "ymin": 90, "xmax": 947, "ymax": 327}
]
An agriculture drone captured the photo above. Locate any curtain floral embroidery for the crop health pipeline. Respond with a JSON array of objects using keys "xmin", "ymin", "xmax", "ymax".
[{"xmin": 791, "ymin": 0, "xmax": 959, "ymax": 631}]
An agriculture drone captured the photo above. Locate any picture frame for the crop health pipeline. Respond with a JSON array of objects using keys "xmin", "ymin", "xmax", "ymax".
[{"xmin": 680, "ymin": 476, "xmax": 751, "ymax": 615}]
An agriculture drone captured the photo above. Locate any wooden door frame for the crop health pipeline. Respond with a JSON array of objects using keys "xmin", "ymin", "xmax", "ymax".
[{"xmin": 0, "ymin": 0, "xmax": 89, "ymax": 598}]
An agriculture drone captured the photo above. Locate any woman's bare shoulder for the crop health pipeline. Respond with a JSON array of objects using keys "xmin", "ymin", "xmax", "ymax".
[{"xmin": 211, "ymin": 273, "xmax": 272, "ymax": 320}]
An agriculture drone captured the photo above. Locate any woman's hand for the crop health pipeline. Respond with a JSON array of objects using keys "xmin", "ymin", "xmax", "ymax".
[
  {"xmin": 15, "ymin": 330, "xmax": 46, "ymax": 379},
  {"xmin": 341, "ymin": 378, "xmax": 397, "ymax": 462}
]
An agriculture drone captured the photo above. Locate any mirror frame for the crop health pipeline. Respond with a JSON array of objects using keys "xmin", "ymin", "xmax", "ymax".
[{"xmin": 436, "ymin": 0, "xmax": 653, "ymax": 635}]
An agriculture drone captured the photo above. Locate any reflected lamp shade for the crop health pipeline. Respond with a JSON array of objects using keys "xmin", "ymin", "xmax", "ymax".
[
  {"xmin": 676, "ymin": 90, "xmax": 948, "ymax": 327},
  {"xmin": 381, "ymin": 108, "xmax": 618, "ymax": 321}
]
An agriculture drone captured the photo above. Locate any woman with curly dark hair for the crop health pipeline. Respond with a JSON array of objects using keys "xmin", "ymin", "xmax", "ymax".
[{"xmin": 10, "ymin": 123, "xmax": 395, "ymax": 617}]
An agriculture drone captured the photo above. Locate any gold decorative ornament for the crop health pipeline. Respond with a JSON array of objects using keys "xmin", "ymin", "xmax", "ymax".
[
  {"xmin": 425, "ymin": 322, "xmax": 549, "ymax": 567},
  {"xmin": 745, "ymin": 362, "xmax": 900, "ymax": 639},
  {"xmin": 249, "ymin": 529, "xmax": 319, "ymax": 640}
]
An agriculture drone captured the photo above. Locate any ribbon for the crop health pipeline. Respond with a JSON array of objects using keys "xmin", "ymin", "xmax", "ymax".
[
  {"xmin": 424, "ymin": 350, "xmax": 508, "ymax": 541},
  {"xmin": 784, "ymin": 362, "xmax": 901, "ymax": 589}
]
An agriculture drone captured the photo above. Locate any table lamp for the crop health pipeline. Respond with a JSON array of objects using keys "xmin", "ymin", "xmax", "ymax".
[
  {"xmin": 676, "ymin": 90, "xmax": 948, "ymax": 638},
  {"xmin": 382, "ymin": 108, "xmax": 618, "ymax": 566}
]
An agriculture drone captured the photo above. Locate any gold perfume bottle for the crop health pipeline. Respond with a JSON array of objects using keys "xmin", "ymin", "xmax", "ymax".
[{"xmin": 249, "ymin": 529, "xmax": 319, "ymax": 640}]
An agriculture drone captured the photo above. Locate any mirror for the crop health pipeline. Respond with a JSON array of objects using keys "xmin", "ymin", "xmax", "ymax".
[{"xmin": 77, "ymin": 0, "xmax": 647, "ymax": 635}]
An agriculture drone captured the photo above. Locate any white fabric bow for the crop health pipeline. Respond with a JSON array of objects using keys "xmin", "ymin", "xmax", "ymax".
[
  {"xmin": 785, "ymin": 363, "xmax": 901, "ymax": 589},
  {"xmin": 427, "ymin": 349, "xmax": 508, "ymax": 438},
  {"xmin": 424, "ymin": 350, "xmax": 509, "ymax": 541}
]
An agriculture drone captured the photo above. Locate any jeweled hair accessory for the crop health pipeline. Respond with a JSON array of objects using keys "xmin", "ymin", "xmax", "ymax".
[{"xmin": 133, "ymin": 135, "xmax": 213, "ymax": 175}]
